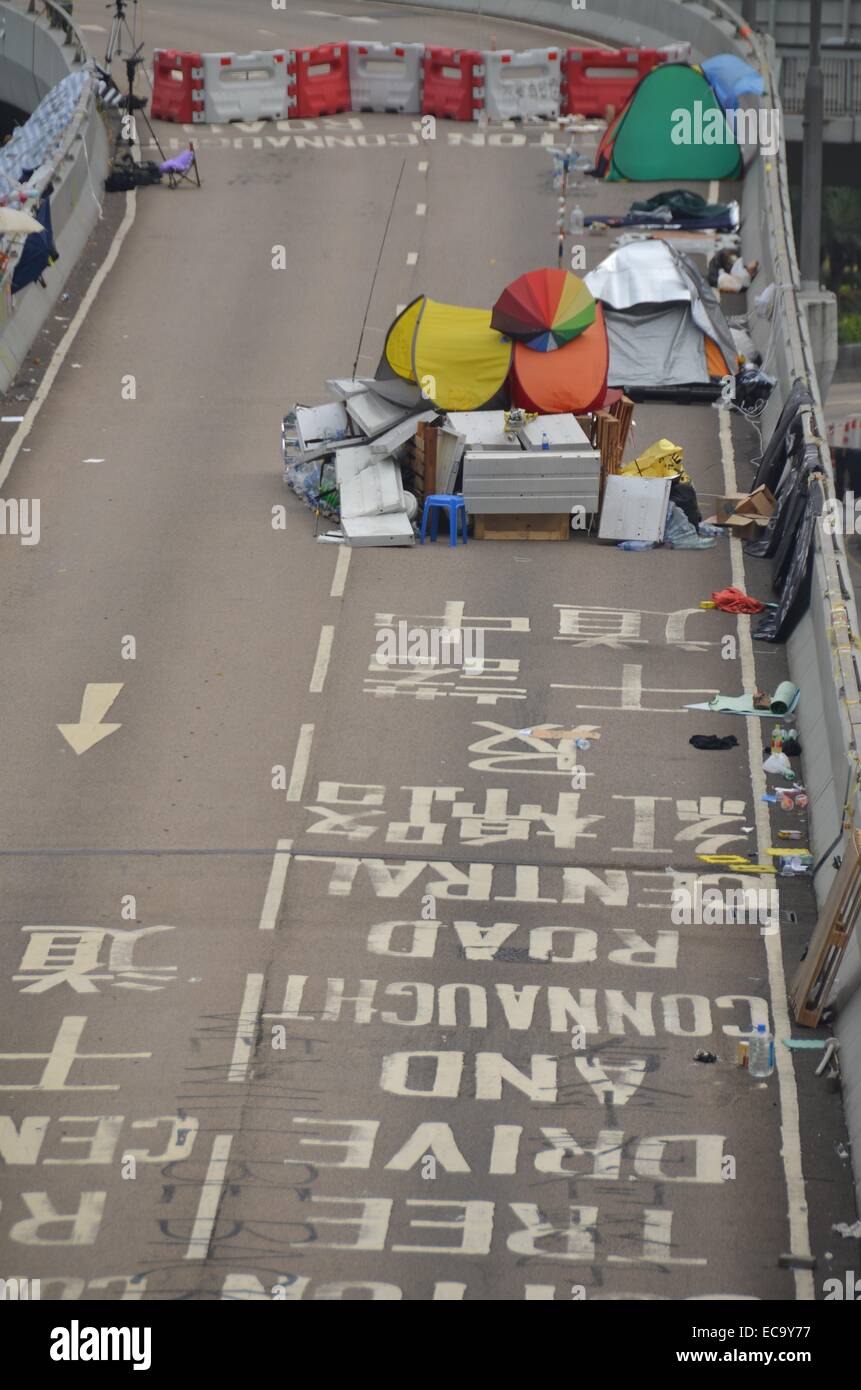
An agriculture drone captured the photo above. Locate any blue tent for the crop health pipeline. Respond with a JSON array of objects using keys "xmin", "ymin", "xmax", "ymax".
[{"xmin": 701, "ymin": 54, "xmax": 765, "ymax": 110}]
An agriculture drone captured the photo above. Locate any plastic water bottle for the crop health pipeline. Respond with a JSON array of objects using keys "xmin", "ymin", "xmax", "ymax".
[
  {"xmin": 541, "ymin": 431, "xmax": 550, "ymax": 451},
  {"xmin": 748, "ymin": 1023, "xmax": 775, "ymax": 1078},
  {"xmin": 569, "ymin": 204, "xmax": 584, "ymax": 235}
]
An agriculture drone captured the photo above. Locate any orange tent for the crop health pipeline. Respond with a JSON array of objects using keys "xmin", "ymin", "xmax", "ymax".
[{"xmin": 510, "ymin": 304, "xmax": 609, "ymax": 413}]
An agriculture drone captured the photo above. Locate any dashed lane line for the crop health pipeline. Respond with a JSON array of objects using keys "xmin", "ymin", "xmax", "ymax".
[
  {"xmin": 286, "ymin": 723, "xmax": 315, "ymax": 802},
  {"xmin": 309, "ymin": 624, "xmax": 335, "ymax": 693},
  {"xmin": 258, "ymin": 839, "xmax": 293, "ymax": 931}
]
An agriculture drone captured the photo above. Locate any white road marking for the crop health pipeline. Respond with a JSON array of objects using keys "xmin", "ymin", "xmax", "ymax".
[
  {"xmin": 309, "ymin": 624, "xmax": 335, "ymax": 693},
  {"xmin": 406, "ymin": 251, "xmax": 418, "ymax": 266},
  {"xmin": 286, "ymin": 722, "xmax": 315, "ymax": 802},
  {"xmin": 418, "ymin": 160, "xmax": 428, "ymax": 173},
  {"xmin": 416, "ymin": 202, "xmax": 427, "ymax": 216},
  {"xmin": 79, "ymin": 24, "xmax": 107, "ymax": 32},
  {"xmin": 228, "ymin": 973, "xmax": 264, "ymax": 1082},
  {"xmin": 258, "ymin": 839, "xmax": 293, "ymax": 931},
  {"xmin": 719, "ymin": 407, "xmax": 814, "ymax": 1300},
  {"xmin": 708, "ymin": 179, "xmax": 719, "ymax": 204},
  {"xmin": 57, "ymin": 683, "xmax": 123, "ymax": 755},
  {"xmin": 330, "ymin": 544, "xmax": 351, "ymax": 597},
  {"xmin": 0, "ymin": 189, "xmax": 137, "ymax": 492},
  {"xmin": 184, "ymin": 1134, "xmax": 234, "ymax": 1259}
]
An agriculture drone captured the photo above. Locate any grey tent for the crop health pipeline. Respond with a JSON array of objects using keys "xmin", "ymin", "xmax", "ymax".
[{"xmin": 585, "ymin": 239, "xmax": 737, "ymax": 396}]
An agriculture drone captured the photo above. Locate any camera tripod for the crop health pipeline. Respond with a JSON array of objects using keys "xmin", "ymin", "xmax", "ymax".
[
  {"xmin": 108, "ymin": 43, "xmax": 166, "ymax": 164},
  {"xmin": 105, "ymin": 0, "xmax": 142, "ymax": 68}
]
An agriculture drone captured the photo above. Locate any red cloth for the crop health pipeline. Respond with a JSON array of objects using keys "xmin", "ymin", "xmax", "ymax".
[{"xmin": 711, "ymin": 586, "xmax": 765, "ymax": 614}]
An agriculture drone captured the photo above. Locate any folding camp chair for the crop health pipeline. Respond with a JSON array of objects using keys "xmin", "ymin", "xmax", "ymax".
[{"xmin": 164, "ymin": 143, "xmax": 201, "ymax": 190}]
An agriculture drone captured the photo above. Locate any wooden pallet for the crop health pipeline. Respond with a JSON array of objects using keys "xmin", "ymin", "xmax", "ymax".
[
  {"xmin": 789, "ymin": 829, "xmax": 861, "ymax": 1027},
  {"xmin": 474, "ymin": 512, "xmax": 569, "ymax": 541},
  {"xmin": 411, "ymin": 420, "xmax": 438, "ymax": 502}
]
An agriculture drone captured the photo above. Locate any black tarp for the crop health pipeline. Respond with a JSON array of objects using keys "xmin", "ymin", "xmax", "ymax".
[
  {"xmin": 750, "ymin": 378, "xmax": 813, "ymax": 493},
  {"xmin": 753, "ymin": 472, "xmax": 823, "ymax": 642}
]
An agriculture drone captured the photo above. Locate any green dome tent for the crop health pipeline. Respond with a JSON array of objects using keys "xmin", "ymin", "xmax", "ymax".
[{"xmin": 595, "ymin": 63, "xmax": 743, "ymax": 182}]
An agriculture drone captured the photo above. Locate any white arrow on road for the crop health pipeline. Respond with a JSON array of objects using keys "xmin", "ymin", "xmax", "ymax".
[{"xmin": 57, "ymin": 683, "xmax": 124, "ymax": 755}]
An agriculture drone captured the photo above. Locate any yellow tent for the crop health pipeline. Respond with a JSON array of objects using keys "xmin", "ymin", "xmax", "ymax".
[{"xmin": 382, "ymin": 296, "xmax": 512, "ymax": 411}]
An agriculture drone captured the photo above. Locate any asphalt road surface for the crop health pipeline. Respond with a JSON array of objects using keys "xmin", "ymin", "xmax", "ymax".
[{"xmin": 0, "ymin": 0, "xmax": 855, "ymax": 1302}]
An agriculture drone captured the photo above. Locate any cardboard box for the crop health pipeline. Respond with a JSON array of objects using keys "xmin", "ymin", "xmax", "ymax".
[
  {"xmin": 712, "ymin": 494, "xmax": 746, "ymax": 524},
  {"xmin": 734, "ymin": 484, "xmax": 775, "ymax": 518},
  {"xmin": 707, "ymin": 485, "xmax": 776, "ymax": 532},
  {"xmin": 724, "ymin": 513, "xmax": 770, "ymax": 540}
]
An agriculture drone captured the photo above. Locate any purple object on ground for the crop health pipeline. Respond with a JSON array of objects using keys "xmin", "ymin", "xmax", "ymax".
[{"xmin": 159, "ymin": 150, "xmax": 195, "ymax": 174}]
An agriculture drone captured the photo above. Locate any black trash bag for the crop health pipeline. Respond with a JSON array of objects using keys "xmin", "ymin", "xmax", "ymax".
[
  {"xmin": 733, "ymin": 364, "xmax": 776, "ymax": 415},
  {"xmin": 669, "ymin": 478, "xmax": 701, "ymax": 528}
]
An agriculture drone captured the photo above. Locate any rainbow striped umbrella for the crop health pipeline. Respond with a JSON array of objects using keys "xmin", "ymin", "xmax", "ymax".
[{"xmin": 491, "ymin": 267, "xmax": 596, "ymax": 351}]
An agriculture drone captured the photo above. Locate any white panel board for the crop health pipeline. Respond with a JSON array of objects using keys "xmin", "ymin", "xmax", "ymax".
[
  {"xmin": 518, "ymin": 414, "xmax": 591, "ymax": 449},
  {"xmin": 295, "ymin": 402, "xmax": 350, "ymax": 451},
  {"xmin": 443, "ymin": 412, "xmax": 520, "ymax": 449},
  {"xmin": 342, "ymin": 513, "xmax": 415, "ymax": 547},
  {"xmin": 598, "ymin": 475, "xmax": 671, "ymax": 542}
]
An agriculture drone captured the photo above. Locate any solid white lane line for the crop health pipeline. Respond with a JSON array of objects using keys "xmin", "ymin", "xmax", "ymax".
[
  {"xmin": 0, "ymin": 189, "xmax": 137, "ymax": 491},
  {"xmin": 406, "ymin": 251, "xmax": 418, "ymax": 266},
  {"xmin": 719, "ymin": 409, "xmax": 814, "ymax": 1300},
  {"xmin": 286, "ymin": 723, "xmax": 315, "ymax": 802},
  {"xmin": 330, "ymin": 544, "xmax": 351, "ymax": 598},
  {"xmin": 309, "ymin": 624, "xmax": 335, "ymax": 693},
  {"xmin": 228, "ymin": 973, "xmax": 264, "ymax": 1082},
  {"xmin": 258, "ymin": 839, "xmax": 293, "ymax": 931},
  {"xmin": 184, "ymin": 1134, "xmax": 234, "ymax": 1259}
]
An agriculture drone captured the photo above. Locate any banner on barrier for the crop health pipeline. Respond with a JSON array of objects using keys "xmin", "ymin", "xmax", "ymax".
[
  {"xmin": 348, "ymin": 41, "xmax": 424, "ymax": 114},
  {"xmin": 151, "ymin": 50, "xmax": 205, "ymax": 124},
  {"xmin": 563, "ymin": 47, "xmax": 665, "ymax": 117},
  {"xmin": 201, "ymin": 50, "xmax": 289, "ymax": 123},
  {"xmin": 481, "ymin": 48, "xmax": 561, "ymax": 122},
  {"xmin": 422, "ymin": 47, "xmax": 484, "ymax": 122},
  {"xmin": 290, "ymin": 43, "xmax": 351, "ymax": 118}
]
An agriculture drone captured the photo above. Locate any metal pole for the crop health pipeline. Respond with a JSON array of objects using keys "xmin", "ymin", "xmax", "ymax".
[{"xmin": 801, "ymin": 0, "xmax": 824, "ymax": 290}]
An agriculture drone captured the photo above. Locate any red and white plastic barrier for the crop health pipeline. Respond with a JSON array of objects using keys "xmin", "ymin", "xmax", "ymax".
[
  {"xmin": 150, "ymin": 50, "xmax": 205, "ymax": 124},
  {"xmin": 481, "ymin": 48, "xmax": 561, "ymax": 122},
  {"xmin": 201, "ymin": 50, "xmax": 289, "ymax": 123},
  {"xmin": 289, "ymin": 44, "xmax": 351, "ymax": 118},
  {"xmin": 348, "ymin": 41, "xmax": 424, "ymax": 113},
  {"xmin": 422, "ymin": 47, "xmax": 484, "ymax": 122},
  {"xmin": 562, "ymin": 48, "xmax": 666, "ymax": 116},
  {"xmin": 830, "ymin": 418, "xmax": 861, "ymax": 450}
]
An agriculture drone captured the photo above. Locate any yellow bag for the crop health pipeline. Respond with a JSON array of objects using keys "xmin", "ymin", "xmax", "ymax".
[{"xmin": 622, "ymin": 438, "xmax": 690, "ymax": 484}]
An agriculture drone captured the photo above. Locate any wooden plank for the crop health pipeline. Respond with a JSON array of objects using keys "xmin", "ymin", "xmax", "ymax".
[
  {"xmin": 475, "ymin": 512, "xmax": 570, "ymax": 541},
  {"xmin": 789, "ymin": 830, "xmax": 861, "ymax": 1027}
]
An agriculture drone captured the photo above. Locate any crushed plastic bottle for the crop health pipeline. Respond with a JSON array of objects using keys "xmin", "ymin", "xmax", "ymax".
[
  {"xmin": 748, "ymin": 1024, "xmax": 775, "ymax": 1078},
  {"xmin": 569, "ymin": 205, "xmax": 585, "ymax": 235}
]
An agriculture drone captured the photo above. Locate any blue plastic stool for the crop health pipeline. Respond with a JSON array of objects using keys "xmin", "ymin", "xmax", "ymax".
[{"xmin": 420, "ymin": 495, "xmax": 468, "ymax": 547}]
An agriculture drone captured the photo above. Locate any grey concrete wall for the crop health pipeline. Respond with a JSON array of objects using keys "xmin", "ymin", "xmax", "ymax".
[
  {"xmin": 0, "ymin": 1, "xmax": 109, "ymax": 395},
  {"xmin": 378, "ymin": 0, "xmax": 861, "ymax": 1211}
]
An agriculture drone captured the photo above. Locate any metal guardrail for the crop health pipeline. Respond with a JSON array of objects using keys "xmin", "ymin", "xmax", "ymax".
[
  {"xmin": 780, "ymin": 51, "xmax": 861, "ymax": 114},
  {"xmin": 23, "ymin": 0, "xmax": 89, "ymax": 65},
  {"xmin": 0, "ymin": 0, "xmax": 96, "ymax": 295}
]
